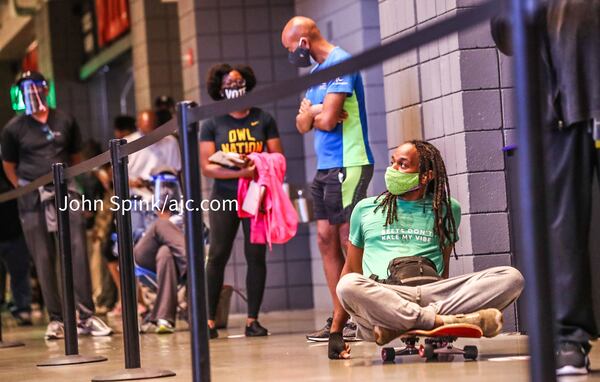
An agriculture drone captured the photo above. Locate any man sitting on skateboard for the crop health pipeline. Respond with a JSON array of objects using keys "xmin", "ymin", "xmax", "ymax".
[{"xmin": 328, "ymin": 140, "xmax": 524, "ymax": 359}]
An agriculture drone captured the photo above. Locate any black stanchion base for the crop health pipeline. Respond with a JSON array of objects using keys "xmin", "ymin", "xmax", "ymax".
[
  {"xmin": 0, "ymin": 340, "xmax": 25, "ymax": 349},
  {"xmin": 91, "ymin": 368, "xmax": 176, "ymax": 381},
  {"xmin": 37, "ymin": 354, "xmax": 108, "ymax": 367}
]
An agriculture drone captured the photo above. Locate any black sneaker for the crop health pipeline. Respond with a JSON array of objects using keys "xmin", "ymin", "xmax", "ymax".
[
  {"xmin": 11, "ymin": 310, "xmax": 33, "ymax": 326},
  {"xmin": 245, "ymin": 321, "xmax": 268, "ymax": 337},
  {"xmin": 306, "ymin": 317, "xmax": 332, "ymax": 342},
  {"xmin": 209, "ymin": 327, "xmax": 218, "ymax": 339},
  {"xmin": 556, "ymin": 342, "xmax": 590, "ymax": 376}
]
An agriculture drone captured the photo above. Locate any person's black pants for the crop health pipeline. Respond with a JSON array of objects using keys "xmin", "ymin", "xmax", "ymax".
[
  {"xmin": 544, "ymin": 120, "xmax": 599, "ymax": 346},
  {"xmin": 206, "ymin": 194, "xmax": 266, "ymax": 320},
  {"xmin": 0, "ymin": 235, "xmax": 32, "ymax": 314}
]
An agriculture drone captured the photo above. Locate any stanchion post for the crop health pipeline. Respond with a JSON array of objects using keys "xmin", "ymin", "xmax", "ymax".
[
  {"xmin": 110, "ymin": 139, "xmax": 140, "ymax": 369},
  {"xmin": 91, "ymin": 140, "xmax": 174, "ymax": 381},
  {"xmin": 511, "ymin": 1, "xmax": 557, "ymax": 381},
  {"xmin": 177, "ymin": 101, "xmax": 211, "ymax": 382},
  {"xmin": 37, "ymin": 163, "xmax": 106, "ymax": 366},
  {"xmin": 55, "ymin": 162, "xmax": 78, "ymax": 356}
]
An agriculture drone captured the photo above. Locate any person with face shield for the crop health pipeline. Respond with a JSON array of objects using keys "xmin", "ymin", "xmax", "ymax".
[
  {"xmin": 0, "ymin": 71, "xmax": 112, "ymax": 340},
  {"xmin": 281, "ymin": 16, "xmax": 374, "ymax": 342},
  {"xmin": 199, "ymin": 63, "xmax": 283, "ymax": 338},
  {"xmin": 134, "ymin": 168, "xmax": 187, "ymax": 334},
  {"xmin": 327, "ymin": 141, "xmax": 524, "ymax": 360}
]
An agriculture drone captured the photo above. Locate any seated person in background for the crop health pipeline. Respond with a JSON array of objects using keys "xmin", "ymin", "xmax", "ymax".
[
  {"xmin": 135, "ymin": 171, "xmax": 186, "ymax": 334},
  {"xmin": 128, "ymin": 110, "xmax": 181, "ymax": 199},
  {"xmin": 328, "ymin": 140, "xmax": 525, "ymax": 359}
]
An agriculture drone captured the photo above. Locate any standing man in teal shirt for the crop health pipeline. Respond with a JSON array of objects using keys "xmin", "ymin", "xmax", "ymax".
[
  {"xmin": 282, "ymin": 16, "xmax": 374, "ymax": 341},
  {"xmin": 327, "ymin": 140, "xmax": 525, "ymax": 359}
]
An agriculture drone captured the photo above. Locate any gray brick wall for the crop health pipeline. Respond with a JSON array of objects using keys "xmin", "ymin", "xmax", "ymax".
[
  {"xmin": 294, "ymin": 0, "xmax": 387, "ymax": 311},
  {"xmin": 177, "ymin": 0, "xmax": 313, "ymax": 313},
  {"xmin": 379, "ymin": 0, "xmax": 517, "ymax": 330},
  {"xmin": 131, "ymin": 0, "xmax": 183, "ymax": 111},
  {"xmin": 34, "ymin": 1, "xmax": 93, "ymax": 139}
]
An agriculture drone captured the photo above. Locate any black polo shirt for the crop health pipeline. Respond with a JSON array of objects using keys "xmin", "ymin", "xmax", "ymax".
[{"xmin": 1, "ymin": 109, "xmax": 82, "ymax": 181}]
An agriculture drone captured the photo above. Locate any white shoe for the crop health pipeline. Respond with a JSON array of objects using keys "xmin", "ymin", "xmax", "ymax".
[
  {"xmin": 45, "ymin": 320, "xmax": 65, "ymax": 340},
  {"xmin": 156, "ymin": 319, "xmax": 175, "ymax": 334},
  {"xmin": 78, "ymin": 316, "xmax": 113, "ymax": 337}
]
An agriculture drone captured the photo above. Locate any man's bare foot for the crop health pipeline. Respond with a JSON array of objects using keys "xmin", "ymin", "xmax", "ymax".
[
  {"xmin": 373, "ymin": 326, "xmax": 403, "ymax": 346},
  {"xmin": 439, "ymin": 308, "xmax": 503, "ymax": 337}
]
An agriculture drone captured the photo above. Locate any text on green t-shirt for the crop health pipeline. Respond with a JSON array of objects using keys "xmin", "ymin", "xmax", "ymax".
[{"xmin": 348, "ymin": 195, "xmax": 461, "ymax": 279}]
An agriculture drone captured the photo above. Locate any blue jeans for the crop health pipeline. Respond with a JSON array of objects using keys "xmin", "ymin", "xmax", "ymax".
[{"xmin": 0, "ymin": 235, "xmax": 32, "ymax": 314}]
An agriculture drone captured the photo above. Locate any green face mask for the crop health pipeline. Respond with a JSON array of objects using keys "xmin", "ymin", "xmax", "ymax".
[{"xmin": 385, "ymin": 166, "xmax": 421, "ymax": 196}]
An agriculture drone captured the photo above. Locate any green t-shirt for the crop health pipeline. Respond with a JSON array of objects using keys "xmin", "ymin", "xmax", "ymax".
[{"xmin": 349, "ymin": 195, "xmax": 461, "ymax": 279}]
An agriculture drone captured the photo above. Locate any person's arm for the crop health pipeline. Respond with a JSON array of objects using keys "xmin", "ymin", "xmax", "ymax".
[
  {"xmin": 328, "ymin": 242, "xmax": 364, "ymax": 360},
  {"xmin": 295, "ymin": 98, "xmax": 315, "ymax": 134},
  {"xmin": 266, "ymin": 138, "xmax": 283, "ymax": 154},
  {"xmin": 199, "ymin": 141, "xmax": 255, "ymax": 179},
  {"xmin": 2, "ymin": 161, "xmax": 18, "ymax": 188},
  {"xmin": 313, "ymin": 93, "xmax": 347, "ymax": 132}
]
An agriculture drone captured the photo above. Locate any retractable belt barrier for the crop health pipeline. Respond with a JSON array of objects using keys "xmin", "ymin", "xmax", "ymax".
[{"xmin": 0, "ymin": 0, "xmax": 500, "ymax": 203}]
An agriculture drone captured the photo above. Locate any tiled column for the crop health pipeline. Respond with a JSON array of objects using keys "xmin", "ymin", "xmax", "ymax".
[
  {"xmin": 176, "ymin": 0, "xmax": 313, "ymax": 313},
  {"xmin": 34, "ymin": 0, "xmax": 93, "ymax": 138},
  {"xmin": 130, "ymin": 0, "xmax": 183, "ymax": 111}
]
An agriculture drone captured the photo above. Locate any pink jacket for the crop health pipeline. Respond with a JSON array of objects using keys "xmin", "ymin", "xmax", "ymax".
[{"xmin": 237, "ymin": 152, "xmax": 298, "ymax": 249}]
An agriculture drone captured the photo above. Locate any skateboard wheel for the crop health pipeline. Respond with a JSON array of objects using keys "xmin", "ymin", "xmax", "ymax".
[
  {"xmin": 423, "ymin": 344, "xmax": 435, "ymax": 360},
  {"xmin": 463, "ymin": 345, "xmax": 478, "ymax": 360},
  {"xmin": 381, "ymin": 347, "xmax": 396, "ymax": 362}
]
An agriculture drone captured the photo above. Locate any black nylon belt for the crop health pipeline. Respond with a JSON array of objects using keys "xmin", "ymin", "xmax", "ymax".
[{"xmin": 0, "ymin": 0, "xmax": 501, "ymax": 203}]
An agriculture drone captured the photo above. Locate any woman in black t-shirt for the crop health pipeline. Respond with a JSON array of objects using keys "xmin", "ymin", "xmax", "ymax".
[{"xmin": 199, "ymin": 64, "xmax": 283, "ymax": 338}]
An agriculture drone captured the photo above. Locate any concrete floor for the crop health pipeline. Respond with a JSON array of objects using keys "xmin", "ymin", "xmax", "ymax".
[{"xmin": 0, "ymin": 310, "xmax": 599, "ymax": 382}]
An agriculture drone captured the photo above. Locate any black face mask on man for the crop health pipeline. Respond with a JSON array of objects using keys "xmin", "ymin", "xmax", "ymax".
[{"xmin": 288, "ymin": 38, "xmax": 312, "ymax": 68}]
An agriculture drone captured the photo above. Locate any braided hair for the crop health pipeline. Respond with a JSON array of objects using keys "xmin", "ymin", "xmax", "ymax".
[{"xmin": 374, "ymin": 140, "xmax": 458, "ymax": 252}]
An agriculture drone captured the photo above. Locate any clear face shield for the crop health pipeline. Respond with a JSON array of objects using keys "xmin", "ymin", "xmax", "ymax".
[
  {"xmin": 19, "ymin": 79, "xmax": 48, "ymax": 115},
  {"xmin": 151, "ymin": 173, "xmax": 183, "ymax": 213}
]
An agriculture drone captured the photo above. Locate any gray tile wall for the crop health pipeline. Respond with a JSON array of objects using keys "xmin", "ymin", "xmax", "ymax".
[
  {"xmin": 294, "ymin": 0, "xmax": 388, "ymax": 311},
  {"xmin": 378, "ymin": 0, "xmax": 518, "ymax": 330},
  {"xmin": 34, "ymin": 1, "xmax": 94, "ymax": 140},
  {"xmin": 131, "ymin": 0, "xmax": 183, "ymax": 110},
  {"xmin": 177, "ymin": 0, "xmax": 313, "ymax": 314}
]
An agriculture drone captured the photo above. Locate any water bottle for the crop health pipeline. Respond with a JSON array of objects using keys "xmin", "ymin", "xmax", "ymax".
[{"xmin": 295, "ymin": 189, "xmax": 309, "ymax": 223}]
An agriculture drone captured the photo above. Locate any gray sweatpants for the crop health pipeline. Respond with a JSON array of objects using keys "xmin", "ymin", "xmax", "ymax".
[
  {"xmin": 336, "ymin": 266, "xmax": 524, "ymax": 341},
  {"xmin": 18, "ymin": 191, "xmax": 94, "ymax": 322},
  {"xmin": 134, "ymin": 218, "xmax": 186, "ymax": 323}
]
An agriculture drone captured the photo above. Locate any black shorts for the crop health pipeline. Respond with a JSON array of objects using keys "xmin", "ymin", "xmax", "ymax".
[{"xmin": 310, "ymin": 165, "xmax": 373, "ymax": 225}]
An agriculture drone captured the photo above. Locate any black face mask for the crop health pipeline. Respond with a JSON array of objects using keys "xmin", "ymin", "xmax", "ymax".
[
  {"xmin": 288, "ymin": 40, "xmax": 312, "ymax": 67},
  {"xmin": 221, "ymin": 86, "xmax": 246, "ymax": 100}
]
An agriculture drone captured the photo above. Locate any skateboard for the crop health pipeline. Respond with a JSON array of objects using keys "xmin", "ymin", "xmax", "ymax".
[{"xmin": 381, "ymin": 323, "xmax": 482, "ymax": 362}]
